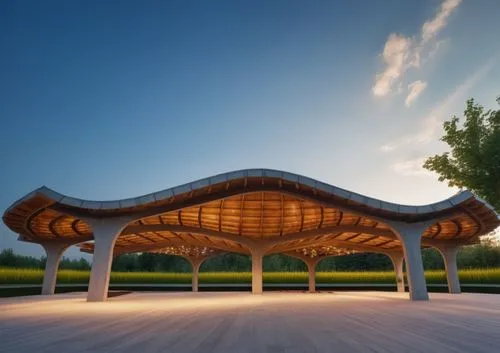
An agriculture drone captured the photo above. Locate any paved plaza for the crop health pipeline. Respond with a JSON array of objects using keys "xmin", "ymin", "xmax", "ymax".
[{"xmin": 2, "ymin": 291, "xmax": 500, "ymax": 352}]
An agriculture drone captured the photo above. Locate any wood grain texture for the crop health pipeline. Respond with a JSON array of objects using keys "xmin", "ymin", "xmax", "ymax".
[{"xmin": 1, "ymin": 291, "xmax": 500, "ymax": 353}]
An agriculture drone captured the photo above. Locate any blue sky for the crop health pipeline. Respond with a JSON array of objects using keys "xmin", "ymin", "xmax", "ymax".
[{"xmin": 1, "ymin": 0, "xmax": 499, "ymax": 258}]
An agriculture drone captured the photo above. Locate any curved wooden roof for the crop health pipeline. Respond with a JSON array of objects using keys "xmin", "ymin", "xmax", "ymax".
[{"xmin": 3, "ymin": 169, "xmax": 499, "ymax": 258}]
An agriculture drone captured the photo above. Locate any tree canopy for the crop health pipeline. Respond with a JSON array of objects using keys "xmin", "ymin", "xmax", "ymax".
[
  {"xmin": 2, "ymin": 246, "xmax": 500, "ymax": 272},
  {"xmin": 423, "ymin": 97, "xmax": 500, "ymax": 211}
]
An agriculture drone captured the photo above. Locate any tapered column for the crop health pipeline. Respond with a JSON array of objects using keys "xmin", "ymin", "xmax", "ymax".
[
  {"xmin": 388, "ymin": 252, "xmax": 405, "ymax": 292},
  {"xmin": 308, "ymin": 263, "xmax": 316, "ymax": 293},
  {"xmin": 41, "ymin": 242, "xmax": 70, "ymax": 295},
  {"xmin": 189, "ymin": 258, "xmax": 203, "ymax": 292},
  {"xmin": 87, "ymin": 218, "xmax": 130, "ymax": 302},
  {"xmin": 437, "ymin": 246, "xmax": 461, "ymax": 294},
  {"xmin": 304, "ymin": 258, "xmax": 320, "ymax": 293},
  {"xmin": 251, "ymin": 250, "xmax": 264, "ymax": 294},
  {"xmin": 390, "ymin": 222, "xmax": 429, "ymax": 301}
]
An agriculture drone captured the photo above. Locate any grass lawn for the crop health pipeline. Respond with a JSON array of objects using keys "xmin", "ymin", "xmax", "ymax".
[{"xmin": 1, "ymin": 268, "xmax": 500, "ymax": 285}]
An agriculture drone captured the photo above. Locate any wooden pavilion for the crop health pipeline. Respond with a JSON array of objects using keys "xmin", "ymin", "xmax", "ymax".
[{"xmin": 3, "ymin": 169, "xmax": 499, "ymax": 301}]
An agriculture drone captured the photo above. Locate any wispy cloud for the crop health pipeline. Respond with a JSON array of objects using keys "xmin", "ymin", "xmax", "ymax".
[
  {"xmin": 391, "ymin": 157, "xmax": 432, "ymax": 176},
  {"xmin": 405, "ymin": 80, "xmax": 427, "ymax": 107},
  {"xmin": 372, "ymin": 34, "xmax": 412, "ymax": 97},
  {"xmin": 421, "ymin": 0, "xmax": 462, "ymax": 44},
  {"xmin": 380, "ymin": 55, "xmax": 500, "ymax": 153},
  {"xmin": 372, "ymin": 0, "xmax": 461, "ymax": 97}
]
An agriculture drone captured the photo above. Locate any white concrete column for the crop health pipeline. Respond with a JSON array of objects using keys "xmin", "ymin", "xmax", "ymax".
[
  {"xmin": 437, "ymin": 246, "xmax": 461, "ymax": 294},
  {"xmin": 308, "ymin": 263, "xmax": 316, "ymax": 293},
  {"xmin": 190, "ymin": 259, "xmax": 203, "ymax": 292},
  {"xmin": 251, "ymin": 250, "xmax": 264, "ymax": 294},
  {"xmin": 388, "ymin": 252, "xmax": 405, "ymax": 292},
  {"xmin": 87, "ymin": 218, "xmax": 130, "ymax": 302},
  {"xmin": 390, "ymin": 222, "xmax": 430, "ymax": 301},
  {"xmin": 304, "ymin": 258, "xmax": 320, "ymax": 293},
  {"xmin": 41, "ymin": 242, "xmax": 71, "ymax": 295}
]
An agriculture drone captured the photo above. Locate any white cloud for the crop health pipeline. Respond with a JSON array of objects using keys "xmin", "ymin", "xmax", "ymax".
[
  {"xmin": 423, "ymin": 39, "xmax": 449, "ymax": 64},
  {"xmin": 405, "ymin": 80, "xmax": 428, "ymax": 107},
  {"xmin": 372, "ymin": 0, "xmax": 461, "ymax": 97},
  {"xmin": 421, "ymin": 0, "xmax": 462, "ymax": 44},
  {"xmin": 380, "ymin": 55, "xmax": 500, "ymax": 152},
  {"xmin": 372, "ymin": 34, "xmax": 412, "ymax": 97},
  {"xmin": 391, "ymin": 158, "xmax": 431, "ymax": 177}
]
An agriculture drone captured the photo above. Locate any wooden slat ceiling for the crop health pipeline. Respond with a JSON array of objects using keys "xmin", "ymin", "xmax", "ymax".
[
  {"xmin": 134, "ymin": 192, "xmax": 387, "ymax": 237},
  {"xmin": 72, "ymin": 191, "xmax": 485, "ymax": 257}
]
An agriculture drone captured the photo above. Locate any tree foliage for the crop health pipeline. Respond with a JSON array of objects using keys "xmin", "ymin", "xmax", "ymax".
[
  {"xmin": 2, "ymin": 245, "xmax": 500, "ymax": 272},
  {"xmin": 423, "ymin": 97, "xmax": 500, "ymax": 211},
  {"xmin": 0, "ymin": 248, "xmax": 91, "ymax": 270}
]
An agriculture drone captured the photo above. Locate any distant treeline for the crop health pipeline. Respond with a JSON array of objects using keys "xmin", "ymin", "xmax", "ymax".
[{"xmin": 1, "ymin": 242, "xmax": 500, "ymax": 272}]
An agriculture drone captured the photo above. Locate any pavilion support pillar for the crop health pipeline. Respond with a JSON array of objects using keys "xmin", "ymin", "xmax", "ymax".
[
  {"xmin": 41, "ymin": 242, "xmax": 72, "ymax": 295},
  {"xmin": 187, "ymin": 257, "xmax": 205, "ymax": 293},
  {"xmin": 192, "ymin": 260, "xmax": 201, "ymax": 293},
  {"xmin": 305, "ymin": 258, "xmax": 320, "ymax": 293},
  {"xmin": 251, "ymin": 249, "xmax": 264, "ymax": 294},
  {"xmin": 389, "ymin": 222, "xmax": 430, "ymax": 301},
  {"xmin": 87, "ymin": 218, "xmax": 130, "ymax": 302},
  {"xmin": 283, "ymin": 252, "xmax": 321, "ymax": 293},
  {"xmin": 387, "ymin": 252, "xmax": 405, "ymax": 292},
  {"xmin": 437, "ymin": 246, "xmax": 461, "ymax": 294}
]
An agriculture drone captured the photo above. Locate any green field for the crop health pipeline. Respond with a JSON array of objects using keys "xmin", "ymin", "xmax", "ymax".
[{"xmin": 1, "ymin": 268, "xmax": 500, "ymax": 285}]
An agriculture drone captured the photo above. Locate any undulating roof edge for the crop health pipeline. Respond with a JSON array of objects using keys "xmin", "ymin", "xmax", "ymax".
[{"xmin": 4, "ymin": 168, "xmax": 500, "ymax": 220}]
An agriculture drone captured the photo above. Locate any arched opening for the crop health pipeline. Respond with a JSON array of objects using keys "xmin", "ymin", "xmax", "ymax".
[
  {"xmin": 315, "ymin": 252, "xmax": 399, "ymax": 292},
  {"xmin": 263, "ymin": 253, "xmax": 309, "ymax": 292}
]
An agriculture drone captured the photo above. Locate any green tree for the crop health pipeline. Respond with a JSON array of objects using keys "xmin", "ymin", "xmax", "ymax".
[
  {"xmin": 0, "ymin": 248, "xmax": 18, "ymax": 267},
  {"xmin": 423, "ymin": 97, "xmax": 500, "ymax": 211},
  {"xmin": 137, "ymin": 253, "xmax": 157, "ymax": 272}
]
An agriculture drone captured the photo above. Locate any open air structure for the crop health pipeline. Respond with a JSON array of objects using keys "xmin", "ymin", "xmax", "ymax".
[{"xmin": 3, "ymin": 169, "xmax": 499, "ymax": 302}]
